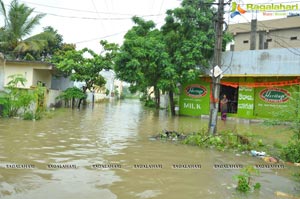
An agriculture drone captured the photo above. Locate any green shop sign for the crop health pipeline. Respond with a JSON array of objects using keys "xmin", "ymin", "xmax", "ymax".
[
  {"xmin": 259, "ymin": 88, "xmax": 290, "ymax": 103},
  {"xmin": 185, "ymin": 84, "xmax": 207, "ymax": 98},
  {"xmin": 179, "ymin": 81, "xmax": 210, "ymax": 116}
]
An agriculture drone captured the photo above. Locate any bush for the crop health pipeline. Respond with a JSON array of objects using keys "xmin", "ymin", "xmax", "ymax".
[
  {"xmin": 0, "ymin": 96, "xmax": 9, "ymax": 117},
  {"xmin": 0, "ymin": 75, "xmax": 46, "ymax": 119},
  {"xmin": 2, "ymin": 75, "xmax": 36, "ymax": 117},
  {"xmin": 281, "ymin": 141, "xmax": 300, "ymax": 163},
  {"xmin": 57, "ymin": 87, "xmax": 86, "ymax": 108},
  {"xmin": 144, "ymin": 99, "xmax": 156, "ymax": 108},
  {"xmin": 23, "ymin": 111, "xmax": 42, "ymax": 120}
]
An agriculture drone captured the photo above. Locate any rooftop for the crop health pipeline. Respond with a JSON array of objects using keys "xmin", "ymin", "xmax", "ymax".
[{"xmin": 228, "ymin": 16, "xmax": 300, "ymax": 34}]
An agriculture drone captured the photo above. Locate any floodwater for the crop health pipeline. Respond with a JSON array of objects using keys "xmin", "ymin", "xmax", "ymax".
[{"xmin": 0, "ymin": 99, "xmax": 299, "ymax": 199}]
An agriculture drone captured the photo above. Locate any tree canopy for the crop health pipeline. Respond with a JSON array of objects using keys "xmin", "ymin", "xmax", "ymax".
[
  {"xmin": 0, "ymin": 0, "xmax": 62, "ymax": 60},
  {"xmin": 50, "ymin": 40, "xmax": 118, "ymax": 106},
  {"xmin": 161, "ymin": 0, "xmax": 216, "ymax": 83},
  {"xmin": 115, "ymin": 16, "xmax": 172, "ymax": 108}
]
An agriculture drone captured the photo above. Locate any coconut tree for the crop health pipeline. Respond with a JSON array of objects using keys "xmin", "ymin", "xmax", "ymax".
[{"xmin": 0, "ymin": 0, "xmax": 58, "ymax": 60}]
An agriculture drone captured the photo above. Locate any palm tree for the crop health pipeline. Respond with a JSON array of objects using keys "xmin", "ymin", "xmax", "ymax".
[{"xmin": 0, "ymin": 0, "xmax": 58, "ymax": 60}]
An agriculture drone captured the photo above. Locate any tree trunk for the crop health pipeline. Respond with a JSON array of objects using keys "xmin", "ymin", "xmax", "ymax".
[
  {"xmin": 92, "ymin": 92, "xmax": 95, "ymax": 109},
  {"xmin": 157, "ymin": 91, "xmax": 160, "ymax": 109},
  {"xmin": 78, "ymin": 87, "xmax": 88, "ymax": 109},
  {"xmin": 169, "ymin": 90, "xmax": 176, "ymax": 116},
  {"xmin": 77, "ymin": 99, "xmax": 82, "ymax": 109},
  {"xmin": 72, "ymin": 97, "xmax": 75, "ymax": 109},
  {"xmin": 154, "ymin": 87, "xmax": 160, "ymax": 109}
]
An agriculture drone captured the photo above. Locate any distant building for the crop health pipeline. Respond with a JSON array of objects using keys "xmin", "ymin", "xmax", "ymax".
[
  {"xmin": 100, "ymin": 69, "xmax": 115, "ymax": 96},
  {"xmin": 228, "ymin": 16, "xmax": 300, "ymax": 51}
]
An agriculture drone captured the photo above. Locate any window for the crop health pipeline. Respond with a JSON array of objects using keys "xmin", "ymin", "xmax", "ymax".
[
  {"xmin": 243, "ymin": 40, "xmax": 249, "ymax": 44},
  {"xmin": 290, "ymin": 36, "xmax": 297, "ymax": 40}
]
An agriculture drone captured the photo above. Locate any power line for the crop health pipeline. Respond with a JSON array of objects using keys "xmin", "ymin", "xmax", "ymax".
[
  {"xmin": 32, "ymin": 10, "xmax": 131, "ymax": 20},
  {"xmin": 32, "ymin": 10, "xmax": 162, "ymax": 20},
  {"xmin": 273, "ymin": 40, "xmax": 300, "ymax": 55},
  {"xmin": 270, "ymin": 36, "xmax": 300, "ymax": 55},
  {"xmin": 258, "ymin": 20, "xmax": 300, "ymax": 55},
  {"xmin": 21, "ymin": 0, "xmax": 167, "ymax": 18},
  {"xmin": 20, "ymin": 0, "xmax": 136, "ymax": 16},
  {"xmin": 268, "ymin": 33, "xmax": 300, "ymax": 41},
  {"xmin": 159, "ymin": 0, "xmax": 165, "ymax": 15},
  {"xmin": 75, "ymin": 31, "xmax": 127, "ymax": 44},
  {"xmin": 90, "ymin": 0, "xmax": 107, "ymax": 37}
]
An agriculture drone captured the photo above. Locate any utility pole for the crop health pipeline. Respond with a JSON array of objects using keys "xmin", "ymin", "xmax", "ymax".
[
  {"xmin": 208, "ymin": 0, "xmax": 225, "ymax": 135},
  {"xmin": 250, "ymin": 19, "xmax": 257, "ymax": 50}
]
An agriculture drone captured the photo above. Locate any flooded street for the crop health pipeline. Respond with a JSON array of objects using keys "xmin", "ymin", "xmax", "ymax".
[{"xmin": 0, "ymin": 99, "xmax": 299, "ymax": 199}]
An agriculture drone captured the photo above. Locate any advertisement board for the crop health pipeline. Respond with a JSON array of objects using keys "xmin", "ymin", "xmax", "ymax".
[{"xmin": 179, "ymin": 80, "xmax": 210, "ymax": 116}]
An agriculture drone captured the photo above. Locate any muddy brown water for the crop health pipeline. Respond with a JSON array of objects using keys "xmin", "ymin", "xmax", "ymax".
[{"xmin": 0, "ymin": 99, "xmax": 299, "ymax": 199}]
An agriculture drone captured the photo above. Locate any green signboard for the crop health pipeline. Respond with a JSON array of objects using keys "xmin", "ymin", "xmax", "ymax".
[
  {"xmin": 237, "ymin": 86, "xmax": 255, "ymax": 118},
  {"xmin": 254, "ymin": 86, "xmax": 292, "ymax": 118},
  {"xmin": 179, "ymin": 80, "xmax": 210, "ymax": 116}
]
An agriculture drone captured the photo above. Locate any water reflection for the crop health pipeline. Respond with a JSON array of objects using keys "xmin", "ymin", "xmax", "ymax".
[{"xmin": 0, "ymin": 99, "xmax": 299, "ymax": 199}]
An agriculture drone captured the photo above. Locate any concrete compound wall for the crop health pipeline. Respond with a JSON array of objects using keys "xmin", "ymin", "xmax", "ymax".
[
  {"xmin": 222, "ymin": 48, "xmax": 300, "ymax": 76},
  {"xmin": 46, "ymin": 89, "xmax": 62, "ymax": 108}
]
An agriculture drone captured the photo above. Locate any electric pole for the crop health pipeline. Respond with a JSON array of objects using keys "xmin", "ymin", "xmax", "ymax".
[{"xmin": 208, "ymin": 0, "xmax": 225, "ymax": 135}]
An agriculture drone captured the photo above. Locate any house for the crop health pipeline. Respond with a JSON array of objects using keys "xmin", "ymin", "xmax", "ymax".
[
  {"xmin": 0, "ymin": 54, "xmax": 62, "ymax": 108},
  {"xmin": 179, "ymin": 17, "xmax": 300, "ymax": 120},
  {"xmin": 1, "ymin": 59, "xmax": 54, "ymax": 89},
  {"xmin": 99, "ymin": 69, "xmax": 124, "ymax": 98}
]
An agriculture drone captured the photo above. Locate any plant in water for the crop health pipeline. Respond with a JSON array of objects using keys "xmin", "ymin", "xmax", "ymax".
[
  {"xmin": 182, "ymin": 129, "xmax": 208, "ymax": 146},
  {"xmin": 57, "ymin": 87, "xmax": 86, "ymax": 108},
  {"xmin": 180, "ymin": 129, "xmax": 254, "ymax": 152},
  {"xmin": 234, "ymin": 166, "xmax": 261, "ymax": 193},
  {"xmin": 0, "ymin": 75, "xmax": 46, "ymax": 119}
]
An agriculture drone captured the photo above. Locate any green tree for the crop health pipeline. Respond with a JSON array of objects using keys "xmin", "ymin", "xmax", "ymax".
[
  {"xmin": 0, "ymin": 0, "xmax": 58, "ymax": 60},
  {"xmin": 51, "ymin": 40, "xmax": 118, "ymax": 108},
  {"xmin": 115, "ymin": 16, "xmax": 171, "ymax": 109},
  {"xmin": 41, "ymin": 26, "xmax": 63, "ymax": 56},
  {"xmin": 161, "ymin": 0, "xmax": 216, "ymax": 115}
]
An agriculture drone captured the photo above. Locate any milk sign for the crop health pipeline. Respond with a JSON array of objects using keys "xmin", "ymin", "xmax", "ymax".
[
  {"xmin": 259, "ymin": 88, "xmax": 290, "ymax": 103},
  {"xmin": 185, "ymin": 84, "xmax": 207, "ymax": 98}
]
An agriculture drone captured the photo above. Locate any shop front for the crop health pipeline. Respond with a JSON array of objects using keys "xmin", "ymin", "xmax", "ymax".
[{"xmin": 179, "ymin": 76, "xmax": 300, "ymax": 120}]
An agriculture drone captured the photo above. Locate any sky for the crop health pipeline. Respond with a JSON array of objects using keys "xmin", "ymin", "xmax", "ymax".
[
  {"xmin": 1, "ymin": 0, "xmax": 300, "ymax": 52},
  {"xmin": 1, "ymin": 0, "xmax": 181, "ymax": 52}
]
